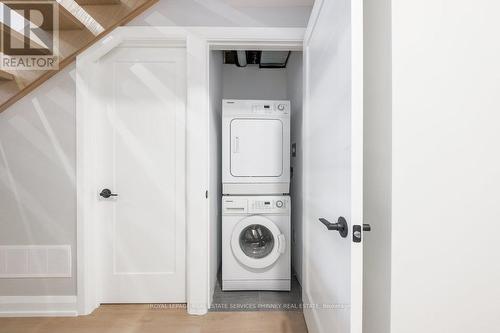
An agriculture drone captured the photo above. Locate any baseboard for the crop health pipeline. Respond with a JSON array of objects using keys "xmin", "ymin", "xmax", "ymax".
[
  {"xmin": 302, "ymin": 289, "xmax": 322, "ymax": 333},
  {"xmin": 0, "ymin": 295, "xmax": 77, "ymax": 317},
  {"xmin": 188, "ymin": 302, "xmax": 208, "ymax": 315}
]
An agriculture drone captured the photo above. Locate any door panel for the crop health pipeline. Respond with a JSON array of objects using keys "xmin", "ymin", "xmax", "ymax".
[
  {"xmin": 230, "ymin": 119, "xmax": 283, "ymax": 177},
  {"xmin": 303, "ymin": 0, "xmax": 363, "ymax": 332},
  {"xmin": 97, "ymin": 47, "xmax": 186, "ymax": 303}
]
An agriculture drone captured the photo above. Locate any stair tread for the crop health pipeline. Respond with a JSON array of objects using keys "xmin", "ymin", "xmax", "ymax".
[
  {"xmin": 59, "ymin": 5, "xmax": 87, "ymax": 31},
  {"xmin": 83, "ymin": 0, "xmax": 144, "ymax": 29},
  {"xmin": 58, "ymin": 29, "xmax": 96, "ymax": 59},
  {"xmin": 0, "ymin": 70, "xmax": 15, "ymax": 81},
  {"xmin": 2, "ymin": 1, "xmax": 86, "ymax": 31},
  {"xmin": 0, "ymin": 0, "xmax": 158, "ymax": 112},
  {"xmin": 0, "ymin": 80, "xmax": 22, "ymax": 103},
  {"xmin": 76, "ymin": 0, "xmax": 121, "ymax": 4}
]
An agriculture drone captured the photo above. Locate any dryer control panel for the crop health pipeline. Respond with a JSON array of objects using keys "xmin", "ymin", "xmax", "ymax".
[
  {"xmin": 251, "ymin": 102, "xmax": 289, "ymax": 114},
  {"xmin": 223, "ymin": 99, "xmax": 290, "ymax": 117}
]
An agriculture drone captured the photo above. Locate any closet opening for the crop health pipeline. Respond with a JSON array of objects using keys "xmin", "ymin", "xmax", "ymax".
[{"xmin": 208, "ymin": 48, "xmax": 304, "ymax": 311}]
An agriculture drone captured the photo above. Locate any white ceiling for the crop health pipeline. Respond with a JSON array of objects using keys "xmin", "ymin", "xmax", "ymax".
[{"xmin": 224, "ymin": 0, "xmax": 314, "ymax": 7}]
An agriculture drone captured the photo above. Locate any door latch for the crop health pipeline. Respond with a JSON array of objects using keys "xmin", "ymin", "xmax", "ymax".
[{"xmin": 353, "ymin": 224, "xmax": 371, "ymax": 243}]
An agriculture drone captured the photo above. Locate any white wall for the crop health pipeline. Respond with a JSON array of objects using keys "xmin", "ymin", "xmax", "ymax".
[
  {"xmin": 130, "ymin": 0, "xmax": 313, "ymax": 27},
  {"xmin": 222, "ymin": 64, "xmax": 288, "ymax": 100},
  {"xmin": 363, "ymin": 0, "xmax": 391, "ymax": 333},
  {"xmin": 208, "ymin": 50, "xmax": 223, "ymax": 304},
  {"xmin": 0, "ymin": 65, "xmax": 76, "ymax": 296},
  {"xmin": 287, "ymin": 52, "xmax": 304, "ymax": 284},
  {"xmin": 0, "ymin": 1, "xmax": 312, "ymax": 298},
  {"xmin": 390, "ymin": 1, "xmax": 500, "ymax": 332}
]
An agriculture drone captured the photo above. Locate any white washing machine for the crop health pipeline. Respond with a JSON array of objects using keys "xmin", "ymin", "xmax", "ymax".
[
  {"xmin": 222, "ymin": 195, "xmax": 291, "ymax": 291},
  {"xmin": 222, "ymin": 99, "xmax": 290, "ymax": 195}
]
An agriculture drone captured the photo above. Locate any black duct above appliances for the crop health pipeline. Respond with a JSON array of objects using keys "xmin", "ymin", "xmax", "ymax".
[{"xmin": 223, "ymin": 50, "xmax": 290, "ymax": 68}]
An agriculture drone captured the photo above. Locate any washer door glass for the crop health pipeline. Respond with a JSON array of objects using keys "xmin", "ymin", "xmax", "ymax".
[
  {"xmin": 239, "ymin": 224, "xmax": 275, "ymax": 259},
  {"xmin": 231, "ymin": 215, "xmax": 285, "ymax": 269}
]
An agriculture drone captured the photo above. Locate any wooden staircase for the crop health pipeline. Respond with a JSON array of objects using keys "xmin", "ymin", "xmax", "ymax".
[{"xmin": 0, "ymin": 0, "xmax": 158, "ymax": 113}]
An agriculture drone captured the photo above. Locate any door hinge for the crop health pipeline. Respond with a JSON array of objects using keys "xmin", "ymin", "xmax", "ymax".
[{"xmin": 205, "ymin": 190, "xmax": 208, "ymax": 198}]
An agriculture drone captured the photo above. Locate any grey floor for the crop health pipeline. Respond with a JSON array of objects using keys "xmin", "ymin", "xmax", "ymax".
[{"xmin": 210, "ymin": 272, "xmax": 302, "ymax": 312}]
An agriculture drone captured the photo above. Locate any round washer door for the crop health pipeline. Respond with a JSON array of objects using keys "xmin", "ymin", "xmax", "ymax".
[{"xmin": 231, "ymin": 215, "xmax": 286, "ymax": 269}]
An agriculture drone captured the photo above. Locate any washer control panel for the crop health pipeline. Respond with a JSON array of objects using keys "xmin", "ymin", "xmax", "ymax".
[
  {"xmin": 249, "ymin": 196, "xmax": 290, "ymax": 214},
  {"xmin": 223, "ymin": 196, "xmax": 290, "ymax": 215}
]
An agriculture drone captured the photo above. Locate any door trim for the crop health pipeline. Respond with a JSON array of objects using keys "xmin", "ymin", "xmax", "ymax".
[{"xmin": 77, "ymin": 26, "xmax": 305, "ymax": 316}]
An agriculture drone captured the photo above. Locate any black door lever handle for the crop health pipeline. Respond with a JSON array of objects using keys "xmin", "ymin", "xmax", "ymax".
[
  {"xmin": 319, "ymin": 217, "xmax": 348, "ymax": 238},
  {"xmin": 100, "ymin": 188, "xmax": 118, "ymax": 198}
]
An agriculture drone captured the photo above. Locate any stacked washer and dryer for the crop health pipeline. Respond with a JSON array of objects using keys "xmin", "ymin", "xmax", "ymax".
[{"xmin": 222, "ymin": 99, "xmax": 291, "ymax": 291}]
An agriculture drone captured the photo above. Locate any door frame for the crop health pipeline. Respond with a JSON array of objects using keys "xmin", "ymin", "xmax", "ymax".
[{"xmin": 76, "ymin": 26, "xmax": 305, "ymax": 316}]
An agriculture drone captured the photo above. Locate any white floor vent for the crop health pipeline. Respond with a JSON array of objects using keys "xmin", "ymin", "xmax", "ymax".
[{"xmin": 0, "ymin": 245, "xmax": 71, "ymax": 278}]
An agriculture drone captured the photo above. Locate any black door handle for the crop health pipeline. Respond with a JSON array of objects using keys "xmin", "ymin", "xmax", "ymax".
[
  {"xmin": 100, "ymin": 188, "xmax": 118, "ymax": 198},
  {"xmin": 318, "ymin": 217, "xmax": 348, "ymax": 238}
]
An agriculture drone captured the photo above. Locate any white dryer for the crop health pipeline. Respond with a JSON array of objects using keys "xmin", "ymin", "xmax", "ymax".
[
  {"xmin": 222, "ymin": 99, "xmax": 290, "ymax": 195},
  {"xmin": 222, "ymin": 195, "xmax": 291, "ymax": 291}
]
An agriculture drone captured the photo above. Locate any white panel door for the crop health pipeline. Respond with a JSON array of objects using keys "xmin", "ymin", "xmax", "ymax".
[
  {"xmin": 97, "ymin": 46, "xmax": 186, "ymax": 303},
  {"xmin": 230, "ymin": 119, "xmax": 283, "ymax": 177},
  {"xmin": 303, "ymin": 0, "xmax": 363, "ymax": 332}
]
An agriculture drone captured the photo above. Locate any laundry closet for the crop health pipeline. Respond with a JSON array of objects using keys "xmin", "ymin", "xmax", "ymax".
[
  {"xmin": 208, "ymin": 49, "xmax": 304, "ymax": 307},
  {"xmin": 76, "ymin": 4, "xmax": 364, "ymax": 326}
]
